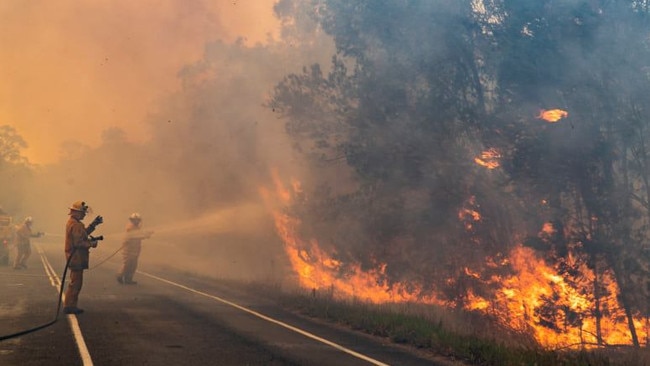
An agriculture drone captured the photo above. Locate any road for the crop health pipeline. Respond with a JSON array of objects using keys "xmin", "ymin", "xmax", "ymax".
[{"xmin": 0, "ymin": 238, "xmax": 452, "ymax": 366}]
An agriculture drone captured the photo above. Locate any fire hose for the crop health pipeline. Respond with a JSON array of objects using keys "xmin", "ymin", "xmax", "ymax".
[
  {"xmin": 89, "ymin": 243, "xmax": 125, "ymax": 270},
  {"xmin": 0, "ymin": 234, "xmax": 103, "ymax": 342},
  {"xmin": 89, "ymin": 229, "xmax": 153, "ymax": 270}
]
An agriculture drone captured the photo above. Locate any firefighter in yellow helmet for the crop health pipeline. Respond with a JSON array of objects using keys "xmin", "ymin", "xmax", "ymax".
[
  {"xmin": 116, "ymin": 213, "xmax": 153, "ymax": 285},
  {"xmin": 63, "ymin": 201, "xmax": 102, "ymax": 315},
  {"xmin": 12, "ymin": 216, "xmax": 43, "ymax": 269}
]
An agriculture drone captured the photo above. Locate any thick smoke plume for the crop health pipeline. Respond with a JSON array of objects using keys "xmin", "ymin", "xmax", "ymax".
[
  {"xmin": 2, "ymin": 1, "xmax": 335, "ymax": 282},
  {"xmin": 6, "ymin": 0, "xmax": 650, "ymax": 349}
]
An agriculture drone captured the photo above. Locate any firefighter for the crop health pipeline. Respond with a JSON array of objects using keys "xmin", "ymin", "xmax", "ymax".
[
  {"xmin": 116, "ymin": 213, "xmax": 152, "ymax": 285},
  {"xmin": 12, "ymin": 216, "xmax": 43, "ymax": 269},
  {"xmin": 63, "ymin": 201, "xmax": 100, "ymax": 315},
  {"xmin": 0, "ymin": 206, "xmax": 11, "ymax": 266}
]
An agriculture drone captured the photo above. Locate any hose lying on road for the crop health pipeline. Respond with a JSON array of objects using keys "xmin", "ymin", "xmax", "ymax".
[
  {"xmin": 0, "ymin": 239, "xmax": 126, "ymax": 341},
  {"xmin": 0, "ymin": 250, "xmax": 73, "ymax": 341}
]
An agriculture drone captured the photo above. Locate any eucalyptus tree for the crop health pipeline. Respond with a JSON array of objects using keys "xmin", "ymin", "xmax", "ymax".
[
  {"xmin": 271, "ymin": 0, "xmax": 650, "ymax": 347},
  {"xmin": 0, "ymin": 125, "xmax": 31, "ymax": 212},
  {"xmin": 491, "ymin": 0, "xmax": 650, "ymax": 346},
  {"xmin": 0, "ymin": 125, "xmax": 28, "ymax": 166},
  {"xmin": 271, "ymin": 0, "xmax": 518, "ymax": 304}
]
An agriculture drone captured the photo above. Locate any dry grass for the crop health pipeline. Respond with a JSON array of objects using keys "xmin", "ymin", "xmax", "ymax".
[{"xmin": 243, "ymin": 283, "xmax": 645, "ymax": 366}]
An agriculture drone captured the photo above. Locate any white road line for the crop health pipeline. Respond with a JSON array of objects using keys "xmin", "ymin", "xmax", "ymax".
[
  {"xmin": 67, "ymin": 317, "xmax": 94, "ymax": 366},
  {"xmin": 138, "ymin": 270, "xmax": 391, "ymax": 366},
  {"xmin": 36, "ymin": 244, "xmax": 94, "ymax": 366},
  {"xmin": 38, "ymin": 248, "xmax": 59, "ymax": 288}
]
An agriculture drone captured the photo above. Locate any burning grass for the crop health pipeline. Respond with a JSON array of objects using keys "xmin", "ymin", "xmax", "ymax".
[
  {"xmin": 261, "ymin": 173, "xmax": 650, "ymax": 363},
  {"xmin": 256, "ymin": 284, "xmax": 650, "ymax": 366},
  {"xmin": 158, "ymin": 264, "xmax": 650, "ymax": 365}
]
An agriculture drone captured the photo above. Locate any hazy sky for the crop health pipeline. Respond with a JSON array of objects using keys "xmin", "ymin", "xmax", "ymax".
[{"xmin": 0, "ymin": 0, "xmax": 281, "ymax": 164}]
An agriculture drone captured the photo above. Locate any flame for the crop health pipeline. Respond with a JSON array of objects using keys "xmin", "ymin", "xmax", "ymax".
[
  {"xmin": 537, "ymin": 109, "xmax": 568, "ymax": 123},
  {"xmin": 271, "ymin": 209, "xmax": 444, "ymax": 303},
  {"xmin": 263, "ymin": 169, "xmax": 444, "ymax": 304},
  {"xmin": 466, "ymin": 245, "xmax": 645, "ymax": 348},
  {"xmin": 458, "ymin": 196, "xmax": 481, "ymax": 231},
  {"xmin": 474, "ymin": 148, "xmax": 501, "ymax": 169},
  {"xmin": 264, "ymin": 172, "xmax": 648, "ymax": 349},
  {"xmin": 541, "ymin": 222, "xmax": 555, "ymax": 236}
]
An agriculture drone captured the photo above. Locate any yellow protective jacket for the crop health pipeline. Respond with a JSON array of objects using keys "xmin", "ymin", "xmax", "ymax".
[
  {"xmin": 65, "ymin": 217, "xmax": 92, "ymax": 270},
  {"xmin": 122, "ymin": 222, "xmax": 150, "ymax": 258},
  {"xmin": 14, "ymin": 223, "xmax": 32, "ymax": 247}
]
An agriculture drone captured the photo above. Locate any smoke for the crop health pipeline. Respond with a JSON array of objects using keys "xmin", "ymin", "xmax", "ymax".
[
  {"xmin": 4, "ymin": 0, "xmax": 650, "ymax": 349},
  {"xmin": 0, "ymin": 0, "xmax": 282, "ymax": 164},
  {"xmin": 3, "ymin": 1, "xmax": 336, "ymax": 282},
  {"xmin": 259, "ymin": 0, "xmax": 650, "ymax": 310}
]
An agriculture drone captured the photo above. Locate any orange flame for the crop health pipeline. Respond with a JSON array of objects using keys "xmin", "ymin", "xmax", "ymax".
[
  {"xmin": 466, "ymin": 245, "xmax": 644, "ymax": 348},
  {"xmin": 458, "ymin": 196, "xmax": 481, "ymax": 231},
  {"xmin": 541, "ymin": 222, "xmax": 555, "ymax": 236},
  {"xmin": 263, "ymin": 172, "xmax": 648, "ymax": 349},
  {"xmin": 262, "ymin": 170, "xmax": 444, "ymax": 304},
  {"xmin": 474, "ymin": 148, "xmax": 501, "ymax": 169},
  {"xmin": 537, "ymin": 109, "xmax": 568, "ymax": 123}
]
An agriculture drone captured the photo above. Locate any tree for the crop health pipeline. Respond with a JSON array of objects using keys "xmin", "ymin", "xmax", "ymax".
[
  {"xmin": 492, "ymin": 0, "xmax": 650, "ymax": 346},
  {"xmin": 0, "ymin": 125, "xmax": 28, "ymax": 165},
  {"xmin": 271, "ymin": 0, "xmax": 517, "ymax": 303},
  {"xmin": 271, "ymin": 0, "xmax": 650, "ymax": 348},
  {"xmin": 0, "ymin": 125, "xmax": 31, "ymax": 212}
]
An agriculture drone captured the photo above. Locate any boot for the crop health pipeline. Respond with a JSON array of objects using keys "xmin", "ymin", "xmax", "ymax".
[{"xmin": 63, "ymin": 307, "xmax": 84, "ymax": 315}]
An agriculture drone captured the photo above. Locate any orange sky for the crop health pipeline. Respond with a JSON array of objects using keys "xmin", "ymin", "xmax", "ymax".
[{"xmin": 0, "ymin": 0, "xmax": 281, "ymax": 164}]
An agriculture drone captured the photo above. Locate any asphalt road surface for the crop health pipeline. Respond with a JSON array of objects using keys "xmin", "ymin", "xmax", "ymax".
[{"xmin": 0, "ymin": 239, "xmax": 454, "ymax": 366}]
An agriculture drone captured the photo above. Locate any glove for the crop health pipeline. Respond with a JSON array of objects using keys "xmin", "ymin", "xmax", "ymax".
[
  {"xmin": 91, "ymin": 215, "xmax": 104, "ymax": 226},
  {"xmin": 87, "ymin": 215, "xmax": 104, "ymax": 234}
]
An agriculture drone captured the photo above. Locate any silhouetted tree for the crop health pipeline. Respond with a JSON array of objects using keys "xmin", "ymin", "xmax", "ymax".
[{"xmin": 0, "ymin": 125, "xmax": 31, "ymax": 212}]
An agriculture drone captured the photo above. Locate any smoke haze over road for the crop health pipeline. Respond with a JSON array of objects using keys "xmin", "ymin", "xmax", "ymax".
[
  {"xmin": 1, "ymin": 0, "xmax": 335, "ymax": 283},
  {"xmin": 0, "ymin": 0, "xmax": 282, "ymax": 164}
]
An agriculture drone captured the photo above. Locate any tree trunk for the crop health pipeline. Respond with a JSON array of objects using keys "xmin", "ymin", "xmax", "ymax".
[
  {"xmin": 625, "ymin": 302, "xmax": 640, "ymax": 347},
  {"xmin": 593, "ymin": 260, "xmax": 603, "ymax": 346}
]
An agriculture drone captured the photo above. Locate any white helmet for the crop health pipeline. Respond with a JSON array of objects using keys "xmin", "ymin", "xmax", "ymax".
[
  {"xmin": 24, "ymin": 216, "xmax": 33, "ymax": 224},
  {"xmin": 69, "ymin": 201, "xmax": 89, "ymax": 213},
  {"xmin": 129, "ymin": 212, "xmax": 141, "ymax": 221}
]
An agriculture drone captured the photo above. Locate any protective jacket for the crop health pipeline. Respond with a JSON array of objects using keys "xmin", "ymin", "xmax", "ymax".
[
  {"xmin": 123, "ymin": 222, "xmax": 149, "ymax": 258},
  {"xmin": 14, "ymin": 223, "xmax": 33, "ymax": 247},
  {"xmin": 65, "ymin": 216, "xmax": 92, "ymax": 270}
]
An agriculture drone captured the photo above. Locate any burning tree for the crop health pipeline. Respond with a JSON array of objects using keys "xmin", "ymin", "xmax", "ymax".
[
  {"xmin": 268, "ymin": 0, "xmax": 650, "ymax": 349},
  {"xmin": 476, "ymin": 0, "xmax": 650, "ymax": 348}
]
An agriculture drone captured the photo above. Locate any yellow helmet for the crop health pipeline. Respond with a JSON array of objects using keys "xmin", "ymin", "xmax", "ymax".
[
  {"xmin": 69, "ymin": 201, "xmax": 89, "ymax": 213},
  {"xmin": 24, "ymin": 216, "xmax": 33, "ymax": 223}
]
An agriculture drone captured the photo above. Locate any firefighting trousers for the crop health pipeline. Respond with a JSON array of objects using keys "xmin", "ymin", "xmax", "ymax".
[
  {"xmin": 64, "ymin": 270, "xmax": 84, "ymax": 308},
  {"xmin": 118, "ymin": 256, "xmax": 139, "ymax": 281},
  {"xmin": 13, "ymin": 244, "xmax": 31, "ymax": 268}
]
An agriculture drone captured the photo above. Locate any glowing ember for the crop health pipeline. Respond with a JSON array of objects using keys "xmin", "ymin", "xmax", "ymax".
[
  {"xmin": 537, "ymin": 109, "xmax": 568, "ymax": 122},
  {"xmin": 458, "ymin": 196, "xmax": 481, "ymax": 231},
  {"xmin": 540, "ymin": 222, "xmax": 555, "ymax": 236},
  {"xmin": 474, "ymin": 148, "xmax": 501, "ymax": 169}
]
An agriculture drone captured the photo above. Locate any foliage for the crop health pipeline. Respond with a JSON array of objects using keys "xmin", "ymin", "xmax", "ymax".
[
  {"xmin": 276, "ymin": 288, "xmax": 618, "ymax": 366},
  {"xmin": 270, "ymin": 0, "xmax": 650, "ymax": 348},
  {"xmin": 0, "ymin": 125, "xmax": 28, "ymax": 166},
  {"xmin": 0, "ymin": 125, "xmax": 31, "ymax": 212}
]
